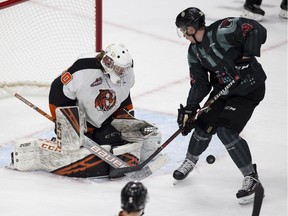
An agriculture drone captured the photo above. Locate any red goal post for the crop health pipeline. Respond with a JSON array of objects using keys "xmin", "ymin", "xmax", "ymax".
[{"xmin": 0, "ymin": 0, "xmax": 102, "ymax": 97}]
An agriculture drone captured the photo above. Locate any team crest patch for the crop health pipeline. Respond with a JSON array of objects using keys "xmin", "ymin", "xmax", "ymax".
[
  {"xmin": 241, "ymin": 23, "xmax": 253, "ymax": 38},
  {"xmin": 90, "ymin": 77, "xmax": 103, "ymax": 87},
  {"xmin": 220, "ymin": 18, "xmax": 233, "ymax": 28},
  {"xmin": 95, "ymin": 89, "xmax": 116, "ymax": 111}
]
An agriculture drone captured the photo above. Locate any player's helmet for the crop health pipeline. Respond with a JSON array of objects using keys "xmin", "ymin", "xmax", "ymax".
[
  {"xmin": 175, "ymin": 7, "xmax": 205, "ymax": 36},
  {"xmin": 121, "ymin": 181, "xmax": 148, "ymax": 213},
  {"xmin": 101, "ymin": 43, "xmax": 132, "ymax": 84}
]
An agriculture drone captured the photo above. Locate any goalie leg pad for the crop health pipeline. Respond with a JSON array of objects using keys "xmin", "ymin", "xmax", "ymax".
[
  {"xmin": 109, "ymin": 143, "xmax": 142, "ymax": 178},
  {"xmin": 11, "ymin": 138, "xmax": 64, "ymax": 171},
  {"xmin": 112, "ymin": 142, "xmax": 142, "ymax": 156},
  {"xmin": 112, "ymin": 142, "xmax": 142, "ymax": 167},
  {"xmin": 40, "ymin": 144, "xmax": 111, "ymax": 173},
  {"xmin": 51, "ymin": 147, "xmax": 111, "ymax": 178},
  {"xmin": 10, "ymin": 137, "xmax": 112, "ymax": 177},
  {"xmin": 10, "ymin": 138, "xmax": 43, "ymax": 171}
]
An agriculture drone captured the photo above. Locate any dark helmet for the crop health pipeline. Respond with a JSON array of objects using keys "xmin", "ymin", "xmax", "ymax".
[
  {"xmin": 121, "ymin": 181, "xmax": 148, "ymax": 213},
  {"xmin": 175, "ymin": 7, "xmax": 205, "ymax": 31}
]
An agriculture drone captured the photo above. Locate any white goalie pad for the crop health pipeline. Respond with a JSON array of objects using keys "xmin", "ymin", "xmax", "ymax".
[
  {"xmin": 112, "ymin": 142, "xmax": 142, "ymax": 156},
  {"xmin": 10, "ymin": 138, "xmax": 111, "ymax": 172},
  {"xmin": 9, "ymin": 138, "xmax": 44, "ymax": 171},
  {"xmin": 111, "ymin": 118, "xmax": 158, "ymax": 142},
  {"xmin": 111, "ymin": 118, "xmax": 162, "ymax": 162},
  {"xmin": 140, "ymin": 130, "xmax": 162, "ymax": 161},
  {"xmin": 55, "ymin": 106, "xmax": 87, "ymax": 151}
]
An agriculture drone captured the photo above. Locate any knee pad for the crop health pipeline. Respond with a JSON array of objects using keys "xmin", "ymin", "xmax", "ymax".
[{"xmin": 216, "ymin": 127, "xmax": 239, "ymax": 146}]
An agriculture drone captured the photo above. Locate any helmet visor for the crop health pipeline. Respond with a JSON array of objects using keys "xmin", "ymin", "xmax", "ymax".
[
  {"xmin": 176, "ymin": 26, "xmax": 187, "ymax": 38},
  {"xmin": 102, "ymin": 55, "xmax": 131, "ymax": 77}
]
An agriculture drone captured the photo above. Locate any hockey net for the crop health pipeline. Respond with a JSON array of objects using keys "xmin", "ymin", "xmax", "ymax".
[{"xmin": 0, "ymin": 0, "xmax": 102, "ymax": 98}]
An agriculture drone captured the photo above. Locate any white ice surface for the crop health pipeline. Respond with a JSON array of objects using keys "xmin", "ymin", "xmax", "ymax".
[{"xmin": 0, "ymin": 0, "xmax": 287, "ymax": 215}]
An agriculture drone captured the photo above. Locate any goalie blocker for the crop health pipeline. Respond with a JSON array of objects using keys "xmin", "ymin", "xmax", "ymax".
[{"xmin": 9, "ymin": 106, "xmax": 162, "ymax": 178}]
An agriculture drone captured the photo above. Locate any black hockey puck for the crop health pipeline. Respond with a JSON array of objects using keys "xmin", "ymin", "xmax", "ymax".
[{"xmin": 206, "ymin": 155, "xmax": 215, "ymax": 164}]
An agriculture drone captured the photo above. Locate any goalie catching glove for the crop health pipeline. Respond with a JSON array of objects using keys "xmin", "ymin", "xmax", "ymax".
[{"xmin": 177, "ymin": 104, "xmax": 199, "ymax": 136}]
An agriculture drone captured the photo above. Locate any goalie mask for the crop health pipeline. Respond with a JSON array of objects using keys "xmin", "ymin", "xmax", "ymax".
[
  {"xmin": 121, "ymin": 181, "xmax": 148, "ymax": 213},
  {"xmin": 101, "ymin": 43, "xmax": 133, "ymax": 84}
]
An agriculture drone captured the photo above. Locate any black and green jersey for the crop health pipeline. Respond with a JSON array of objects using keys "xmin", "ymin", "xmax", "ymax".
[{"xmin": 186, "ymin": 17, "xmax": 267, "ymax": 106}]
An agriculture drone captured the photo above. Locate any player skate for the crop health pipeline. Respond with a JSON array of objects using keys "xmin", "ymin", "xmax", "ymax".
[
  {"xmin": 241, "ymin": 2, "xmax": 265, "ymax": 21},
  {"xmin": 236, "ymin": 164, "xmax": 263, "ymax": 204},
  {"xmin": 279, "ymin": 0, "xmax": 288, "ymax": 19},
  {"xmin": 173, "ymin": 153, "xmax": 197, "ymax": 181}
]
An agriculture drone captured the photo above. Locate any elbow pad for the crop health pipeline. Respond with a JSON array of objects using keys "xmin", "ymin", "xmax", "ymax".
[{"xmin": 243, "ymin": 26, "xmax": 267, "ymax": 57}]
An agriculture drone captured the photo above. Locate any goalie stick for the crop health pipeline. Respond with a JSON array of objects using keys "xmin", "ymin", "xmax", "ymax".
[
  {"xmin": 109, "ymin": 78, "xmax": 237, "ymax": 178},
  {"xmin": 3, "ymin": 86, "xmax": 168, "ymax": 179}
]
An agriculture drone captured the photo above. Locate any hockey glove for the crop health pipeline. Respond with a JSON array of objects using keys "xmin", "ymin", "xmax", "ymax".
[
  {"xmin": 177, "ymin": 104, "xmax": 199, "ymax": 136},
  {"xmin": 229, "ymin": 57, "xmax": 266, "ymax": 96},
  {"xmin": 220, "ymin": 58, "xmax": 253, "ymax": 96},
  {"xmin": 234, "ymin": 57, "xmax": 255, "ymax": 79}
]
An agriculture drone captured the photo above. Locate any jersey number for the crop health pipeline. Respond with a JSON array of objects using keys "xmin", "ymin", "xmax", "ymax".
[{"xmin": 61, "ymin": 70, "xmax": 73, "ymax": 85}]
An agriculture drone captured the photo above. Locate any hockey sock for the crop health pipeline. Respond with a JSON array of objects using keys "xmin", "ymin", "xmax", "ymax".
[{"xmin": 217, "ymin": 127, "xmax": 254, "ymax": 175}]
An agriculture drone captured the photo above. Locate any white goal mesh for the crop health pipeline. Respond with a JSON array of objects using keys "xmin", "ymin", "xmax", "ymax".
[{"xmin": 0, "ymin": 0, "xmax": 99, "ymax": 97}]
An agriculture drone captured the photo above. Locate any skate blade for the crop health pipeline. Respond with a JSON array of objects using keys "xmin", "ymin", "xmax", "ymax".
[
  {"xmin": 241, "ymin": 10, "xmax": 263, "ymax": 21},
  {"xmin": 172, "ymin": 176, "xmax": 191, "ymax": 186},
  {"xmin": 173, "ymin": 179, "xmax": 181, "ymax": 185},
  {"xmin": 238, "ymin": 193, "xmax": 255, "ymax": 205}
]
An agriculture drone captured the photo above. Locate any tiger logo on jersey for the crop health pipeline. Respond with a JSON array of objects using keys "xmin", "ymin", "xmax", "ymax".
[{"xmin": 95, "ymin": 89, "xmax": 116, "ymax": 111}]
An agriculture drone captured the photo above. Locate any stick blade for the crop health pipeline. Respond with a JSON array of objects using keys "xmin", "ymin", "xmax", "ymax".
[{"xmin": 125, "ymin": 153, "xmax": 169, "ymax": 180}]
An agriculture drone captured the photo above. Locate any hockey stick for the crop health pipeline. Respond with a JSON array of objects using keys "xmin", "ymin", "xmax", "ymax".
[
  {"xmin": 3, "ymin": 86, "xmax": 169, "ymax": 179},
  {"xmin": 109, "ymin": 79, "xmax": 238, "ymax": 178},
  {"xmin": 252, "ymin": 182, "xmax": 264, "ymax": 216}
]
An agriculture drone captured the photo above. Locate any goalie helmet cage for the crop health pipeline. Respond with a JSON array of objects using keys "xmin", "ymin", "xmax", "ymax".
[{"xmin": 0, "ymin": 0, "xmax": 102, "ymax": 98}]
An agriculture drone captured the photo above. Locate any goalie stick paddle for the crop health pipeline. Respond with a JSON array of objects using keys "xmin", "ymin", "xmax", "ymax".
[
  {"xmin": 109, "ymin": 78, "xmax": 238, "ymax": 178},
  {"xmin": 252, "ymin": 182, "xmax": 264, "ymax": 216}
]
